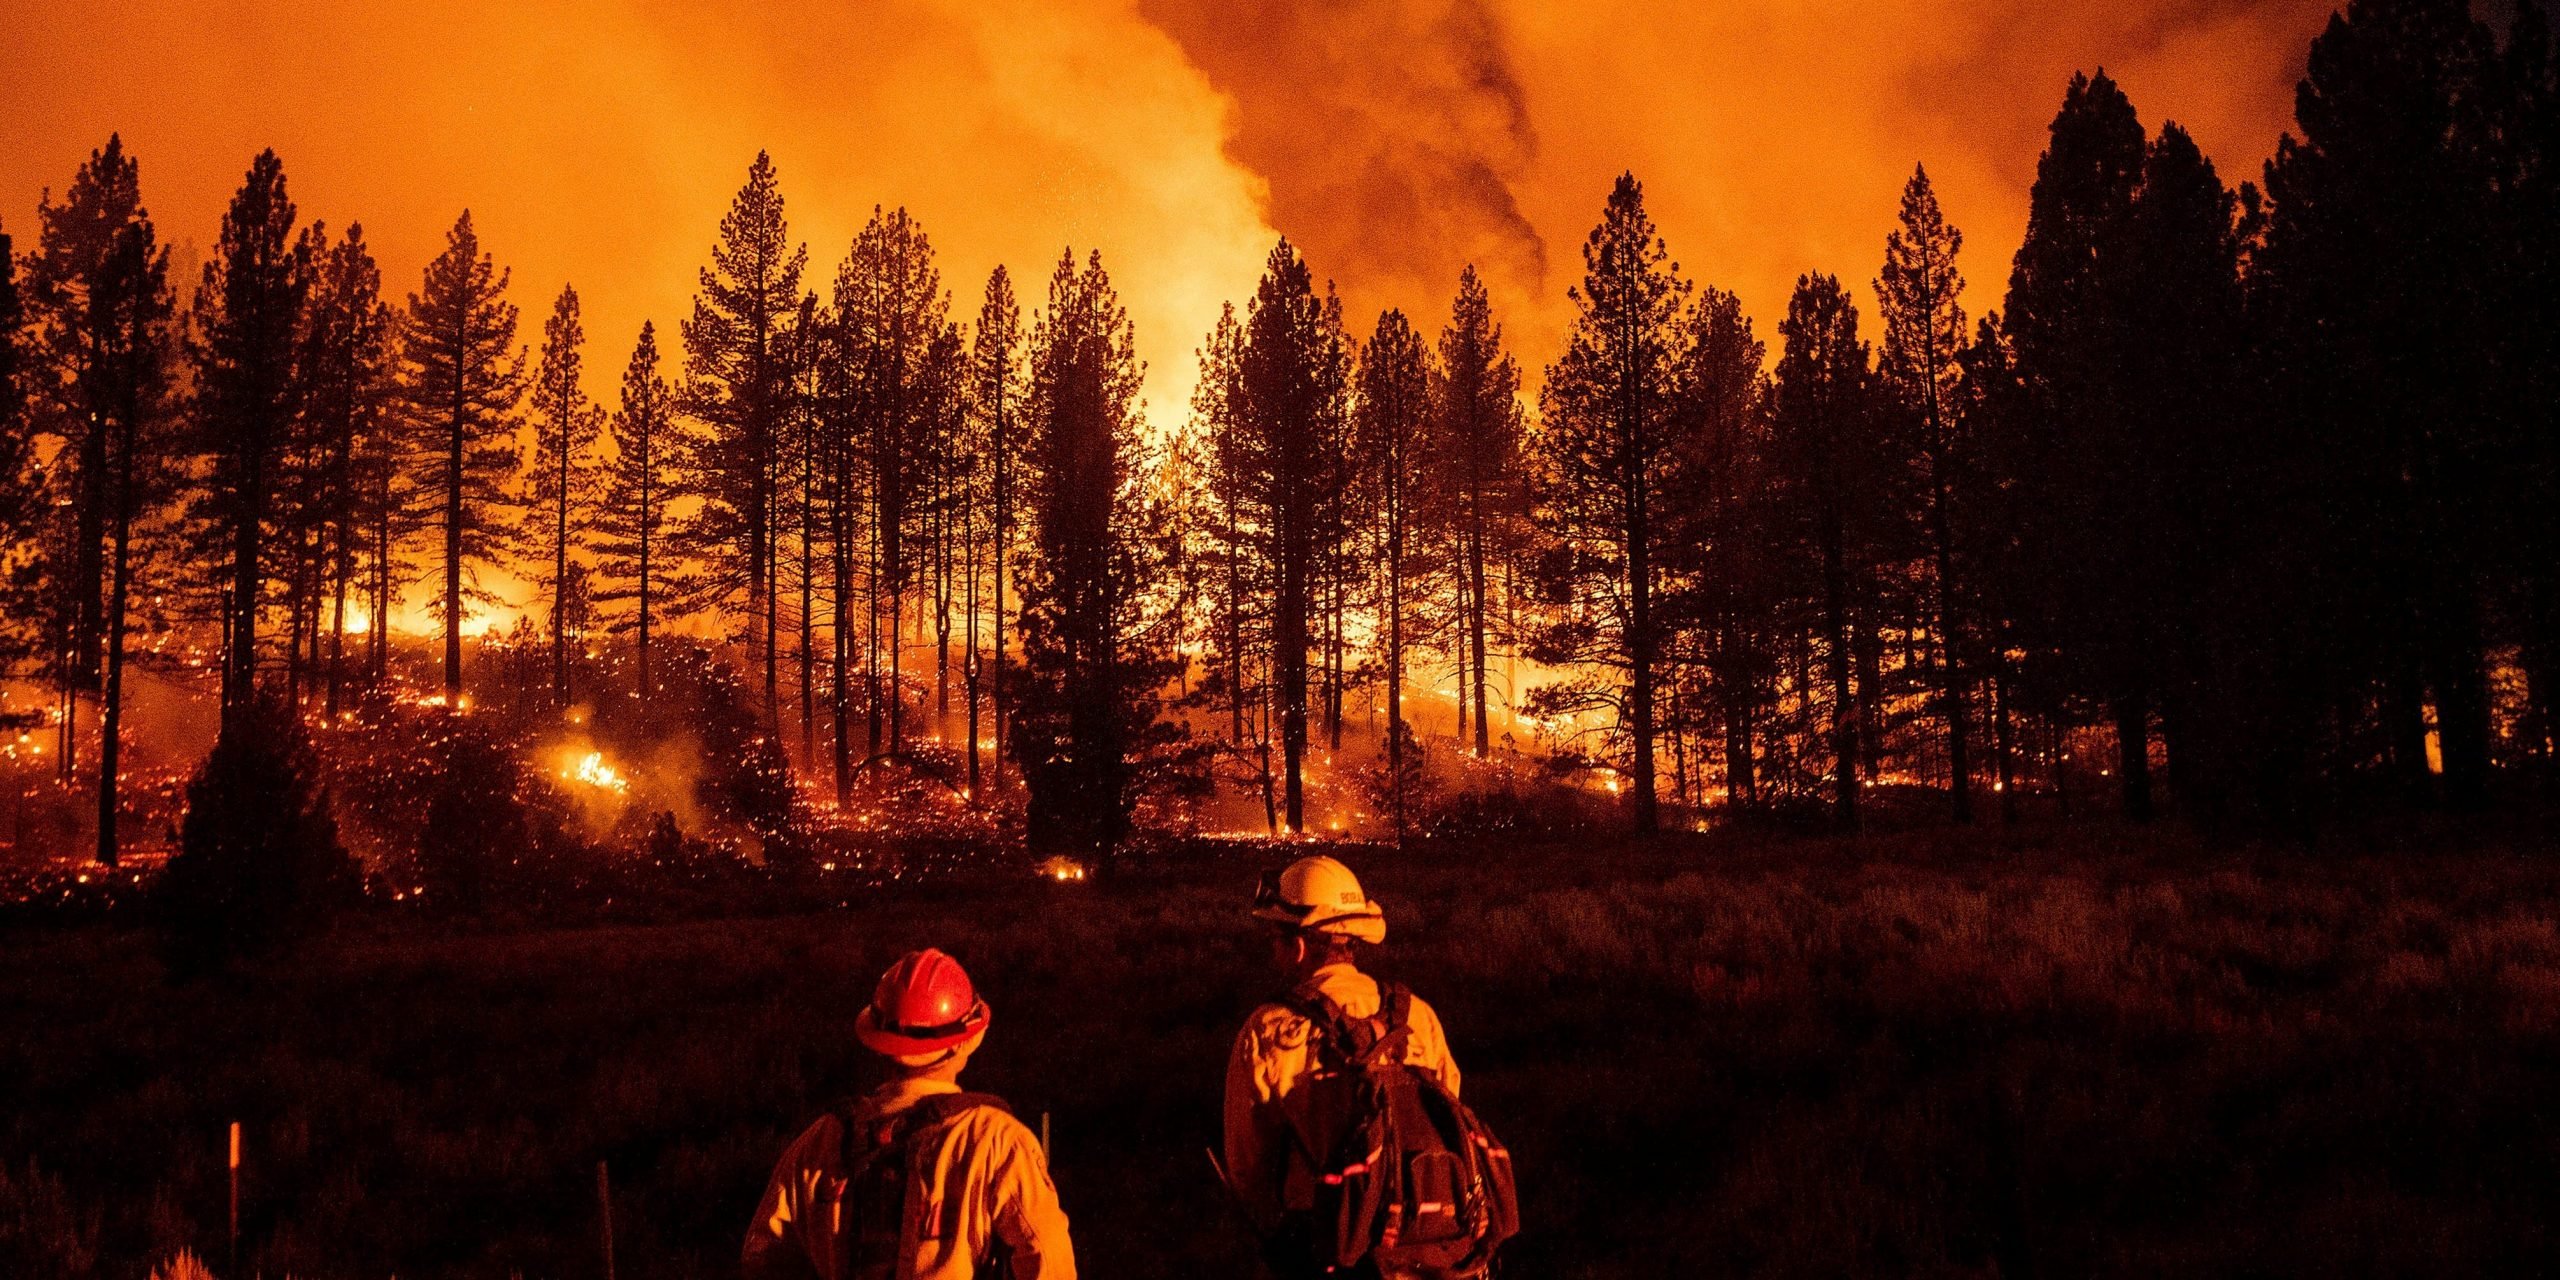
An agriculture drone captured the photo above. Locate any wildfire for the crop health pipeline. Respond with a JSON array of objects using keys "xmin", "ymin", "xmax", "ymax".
[
  {"xmin": 1036, "ymin": 856, "xmax": 1090, "ymax": 883},
  {"xmin": 566, "ymin": 751, "xmax": 629, "ymax": 794}
]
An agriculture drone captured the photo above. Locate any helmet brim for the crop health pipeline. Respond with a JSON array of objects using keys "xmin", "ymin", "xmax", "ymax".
[
  {"xmin": 856, "ymin": 1001, "xmax": 991, "ymax": 1056},
  {"xmin": 1253, "ymin": 902, "xmax": 1387, "ymax": 944}
]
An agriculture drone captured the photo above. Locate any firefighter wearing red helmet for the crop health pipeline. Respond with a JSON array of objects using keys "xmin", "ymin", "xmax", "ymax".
[
  {"xmin": 744, "ymin": 948, "xmax": 1076, "ymax": 1280},
  {"xmin": 1222, "ymin": 856, "xmax": 1466, "ymax": 1273}
]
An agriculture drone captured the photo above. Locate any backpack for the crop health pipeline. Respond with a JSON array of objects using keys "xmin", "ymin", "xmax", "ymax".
[
  {"xmin": 832, "ymin": 1091, "xmax": 1014, "ymax": 1280},
  {"xmin": 1280, "ymin": 982, "xmax": 1519, "ymax": 1279}
]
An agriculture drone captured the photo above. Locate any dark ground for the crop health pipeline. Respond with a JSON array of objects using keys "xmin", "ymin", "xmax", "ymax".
[{"xmin": 6, "ymin": 819, "xmax": 2559, "ymax": 1278}]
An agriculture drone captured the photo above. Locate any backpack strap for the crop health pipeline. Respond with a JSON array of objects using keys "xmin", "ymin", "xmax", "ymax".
[
  {"xmin": 1366, "ymin": 982, "xmax": 1415, "ymax": 1067},
  {"xmin": 1285, "ymin": 980, "xmax": 1414, "ymax": 1069},
  {"xmin": 837, "ymin": 1091, "xmax": 1012, "ymax": 1168}
]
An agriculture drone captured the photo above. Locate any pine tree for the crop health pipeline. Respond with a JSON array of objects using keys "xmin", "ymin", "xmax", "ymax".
[
  {"xmin": 1431, "ymin": 266, "xmax": 1525, "ymax": 760},
  {"xmin": 290, "ymin": 223, "xmax": 396, "ymax": 715},
  {"xmin": 783, "ymin": 293, "xmax": 826, "ymax": 763},
  {"xmin": 2258, "ymin": 0, "xmax": 2506, "ymax": 805},
  {"xmin": 1357, "ymin": 308, "xmax": 1433, "ymax": 837},
  {"xmin": 2002, "ymin": 70, "xmax": 2153, "ymax": 818},
  {"xmin": 399, "ymin": 210, "xmax": 524, "ymax": 701},
  {"xmin": 193, "ymin": 151, "xmax": 306, "ymax": 725},
  {"xmin": 970, "ymin": 266, "xmax": 1023, "ymax": 791},
  {"xmin": 1769, "ymin": 274, "xmax": 1886, "ymax": 830},
  {"xmin": 921, "ymin": 319, "xmax": 968, "ymax": 737},
  {"xmin": 23, "ymin": 136, "xmax": 177, "ymax": 830},
  {"xmin": 810, "ymin": 291, "xmax": 864, "ymax": 803},
  {"xmin": 1234, "ymin": 239, "xmax": 1347, "ymax": 833},
  {"xmin": 1013, "ymin": 249, "xmax": 1178, "ymax": 860},
  {"xmin": 0, "ymin": 228, "xmax": 33, "ymax": 668},
  {"xmin": 597, "ymin": 320, "xmax": 681, "ymax": 701},
  {"xmin": 1875, "ymin": 163, "xmax": 1976, "ymax": 821},
  {"xmin": 1530, "ymin": 174, "xmax": 1691, "ymax": 832},
  {"xmin": 681, "ymin": 152, "xmax": 805, "ymax": 730},
  {"xmin": 2122, "ymin": 125, "xmax": 2245, "ymax": 815},
  {"xmin": 1665, "ymin": 285, "xmax": 1770, "ymax": 811},
  {"xmin": 830, "ymin": 206, "xmax": 945, "ymax": 756},
  {"xmin": 523, "ymin": 284, "xmax": 603, "ymax": 707}
]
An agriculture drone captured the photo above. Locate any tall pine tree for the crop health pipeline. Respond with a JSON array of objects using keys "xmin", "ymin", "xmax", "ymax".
[
  {"xmin": 1014, "ymin": 249, "xmax": 1177, "ymax": 861},
  {"xmin": 399, "ymin": 210, "xmax": 524, "ymax": 701},
  {"xmin": 2002, "ymin": 70, "xmax": 2153, "ymax": 818},
  {"xmin": 1769, "ymin": 274, "xmax": 1888, "ymax": 830},
  {"xmin": 290, "ymin": 223, "xmax": 396, "ymax": 715},
  {"xmin": 1431, "ymin": 266, "xmax": 1525, "ymax": 760},
  {"xmin": 193, "ymin": 151, "xmax": 305, "ymax": 725},
  {"xmin": 24, "ymin": 136, "xmax": 175, "ymax": 813},
  {"xmin": 523, "ymin": 284, "xmax": 603, "ymax": 706},
  {"xmin": 597, "ymin": 321, "xmax": 682, "ymax": 702},
  {"xmin": 1234, "ymin": 239, "xmax": 1347, "ymax": 833},
  {"xmin": 1531, "ymin": 174, "xmax": 1691, "ymax": 832},
  {"xmin": 1875, "ymin": 163, "xmax": 1976, "ymax": 821},
  {"xmin": 1357, "ymin": 308, "xmax": 1433, "ymax": 836},
  {"xmin": 682, "ymin": 152, "xmax": 805, "ymax": 728}
]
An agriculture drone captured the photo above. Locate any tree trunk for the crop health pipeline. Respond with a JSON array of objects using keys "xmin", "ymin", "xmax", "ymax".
[
  {"xmin": 553, "ymin": 463, "xmax": 571, "ymax": 707},
  {"xmin": 1628, "ymin": 502, "xmax": 1659, "ymax": 833},
  {"xmin": 1279, "ymin": 540, "xmax": 1307, "ymax": 834},
  {"xmin": 964, "ymin": 481, "xmax": 982, "ymax": 797},
  {"xmin": 1929, "ymin": 473, "xmax": 1972, "ymax": 822},
  {"xmin": 444, "ymin": 382, "xmax": 465, "ymax": 700},
  {"xmin": 327, "ymin": 528, "xmax": 350, "ymax": 718},
  {"xmin": 1992, "ymin": 662, "xmax": 2019, "ymax": 825},
  {"xmin": 1823, "ymin": 518, "xmax": 1858, "ymax": 831},
  {"xmin": 228, "ymin": 443, "xmax": 265, "ymax": 723},
  {"xmin": 1468, "ymin": 516, "xmax": 1492, "ymax": 757},
  {"xmin": 96, "ymin": 474, "xmax": 133, "ymax": 868}
]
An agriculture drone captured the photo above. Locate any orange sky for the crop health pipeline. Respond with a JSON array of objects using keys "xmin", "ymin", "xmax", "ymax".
[{"xmin": 1, "ymin": 0, "xmax": 2339, "ymax": 427}]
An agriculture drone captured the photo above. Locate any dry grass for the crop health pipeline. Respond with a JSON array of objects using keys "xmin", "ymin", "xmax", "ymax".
[{"xmin": 4, "ymin": 821, "xmax": 2558, "ymax": 1277}]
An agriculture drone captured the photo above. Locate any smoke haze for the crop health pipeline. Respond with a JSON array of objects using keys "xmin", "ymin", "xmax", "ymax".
[{"xmin": 2, "ymin": 0, "xmax": 2337, "ymax": 416}]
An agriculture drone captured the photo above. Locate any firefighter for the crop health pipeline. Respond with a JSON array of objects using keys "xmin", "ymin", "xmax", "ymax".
[
  {"xmin": 743, "ymin": 948, "xmax": 1075, "ymax": 1280},
  {"xmin": 1221, "ymin": 855, "xmax": 1464, "ymax": 1265}
]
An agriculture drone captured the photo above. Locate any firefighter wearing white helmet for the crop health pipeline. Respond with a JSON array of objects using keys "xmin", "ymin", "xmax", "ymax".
[{"xmin": 1221, "ymin": 855, "xmax": 1463, "ymax": 1264}]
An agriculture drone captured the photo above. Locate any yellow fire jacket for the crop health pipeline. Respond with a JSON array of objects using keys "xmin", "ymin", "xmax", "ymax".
[
  {"xmin": 1221, "ymin": 963, "xmax": 1463, "ymax": 1233},
  {"xmin": 742, "ymin": 1078, "xmax": 1076, "ymax": 1280}
]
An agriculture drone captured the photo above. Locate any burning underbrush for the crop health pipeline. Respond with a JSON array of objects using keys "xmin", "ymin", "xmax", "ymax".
[
  {"xmin": 310, "ymin": 648, "xmax": 843, "ymax": 920},
  {"xmin": 7, "ymin": 633, "xmax": 1663, "ymax": 927}
]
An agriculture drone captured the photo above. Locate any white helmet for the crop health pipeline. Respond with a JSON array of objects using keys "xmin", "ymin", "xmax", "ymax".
[{"xmin": 1251, "ymin": 855, "xmax": 1387, "ymax": 944}]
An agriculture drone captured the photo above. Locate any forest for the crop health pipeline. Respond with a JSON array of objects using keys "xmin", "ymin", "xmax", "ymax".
[
  {"xmin": 3, "ymin": 1, "xmax": 2559, "ymax": 1277},
  {"xmin": 5, "ymin": 3, "xmax": 2553, "ymax": 910}
]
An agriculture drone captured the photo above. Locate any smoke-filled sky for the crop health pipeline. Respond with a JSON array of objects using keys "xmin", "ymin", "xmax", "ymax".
[{"xmin": 1, "ymin": 0, "xmax": 2340, "ymax": 425}]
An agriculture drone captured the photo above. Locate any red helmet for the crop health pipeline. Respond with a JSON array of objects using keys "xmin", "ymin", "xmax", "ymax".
[{"xmin": 856, "ymin": 948, "xmax": 992, "ymax": 1056}]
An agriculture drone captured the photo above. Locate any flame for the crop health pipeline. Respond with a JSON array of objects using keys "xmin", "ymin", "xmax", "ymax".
[
  {"xmin": 1036, "ymin": 855, "xmax": 1089, "ymax": 883},
  {"xmin": 566, "ymin": 750, "xmax": 629, "ymax": 794}
]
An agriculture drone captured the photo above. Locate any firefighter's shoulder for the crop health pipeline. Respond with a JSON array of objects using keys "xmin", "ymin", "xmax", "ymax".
[
  {"xmin": 935, "ymin": 1096, "xmax": 1042, "ymax": 1159},
  {"xmin": 1239, "ymin": 999, "xmax": 1319, "ymax": 1052}
]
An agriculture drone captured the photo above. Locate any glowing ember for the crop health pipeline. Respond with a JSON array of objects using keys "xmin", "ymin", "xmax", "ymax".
[{"xmin": 1036, "ymin": 856, "xmax": 1089, "ymax": 883}]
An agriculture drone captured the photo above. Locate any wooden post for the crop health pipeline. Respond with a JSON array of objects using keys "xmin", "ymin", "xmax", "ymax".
[
  {"xmin": 597, "ymin": 1160, "xmax": 616, "ymax": 1280},
  {"xmin": 228, "ymin": 1121, "xmax": 241, "ymax": 1280}
]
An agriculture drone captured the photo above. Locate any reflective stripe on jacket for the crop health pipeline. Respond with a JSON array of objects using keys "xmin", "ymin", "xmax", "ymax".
[
  {"xmin": 742, "ymin": 1078, "xmax": 1076, "ymax": 1280},
  {"xmin": 1221, "ymin": 963, "xmax": 1462, "ymax": 1233}
]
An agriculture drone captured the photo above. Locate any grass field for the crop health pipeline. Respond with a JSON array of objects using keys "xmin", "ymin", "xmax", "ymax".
[{"xmin": 6, "ymin": 820, "xmax": 2559, "ymax": 1278}]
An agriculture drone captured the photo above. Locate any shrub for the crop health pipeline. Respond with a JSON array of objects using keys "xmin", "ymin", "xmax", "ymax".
[{"xmin": 157, "ymin": 700, "xmax": 359, "ymax": 972}]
